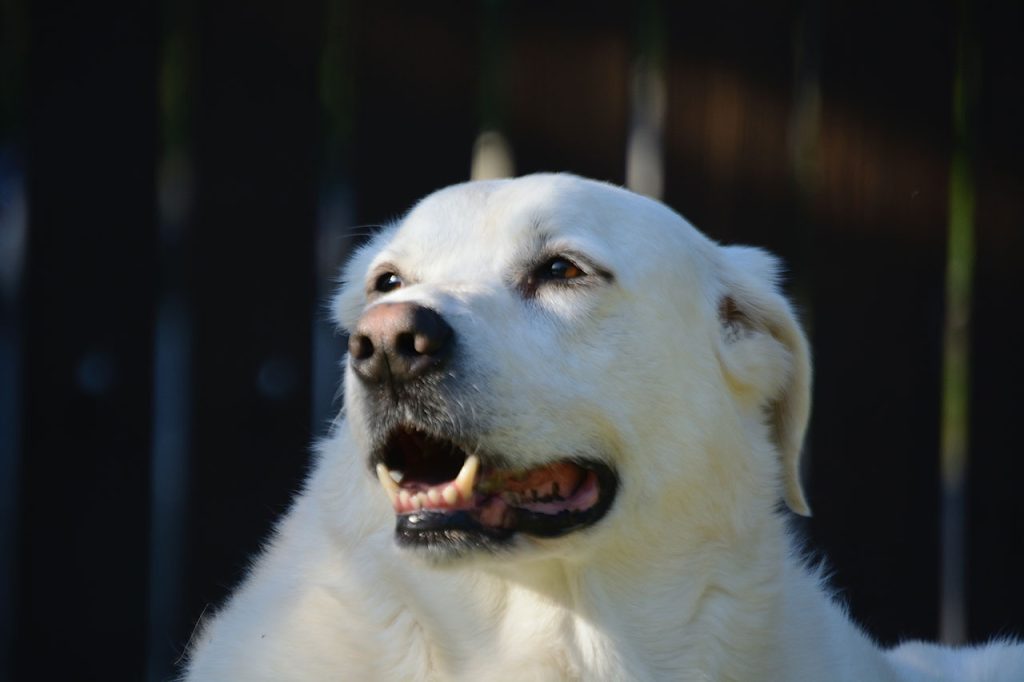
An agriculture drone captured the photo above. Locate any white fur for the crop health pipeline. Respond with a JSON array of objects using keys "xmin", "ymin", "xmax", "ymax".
[{"xmin": 183, "ymin": 174, "xmax": 1022, "ymax": 681}]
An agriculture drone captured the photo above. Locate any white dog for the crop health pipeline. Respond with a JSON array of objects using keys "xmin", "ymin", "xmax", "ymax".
[{"xmin": 183, "ymin": 174, "xmax": 1022, "ymax": 681}]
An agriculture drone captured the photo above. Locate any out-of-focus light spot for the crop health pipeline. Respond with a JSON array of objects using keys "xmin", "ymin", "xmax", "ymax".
[
  {"xmin": 0, "ymin": 152, "xmax": 27, "ymax": 304},
  {"xmin": 76, "ymin": 350, "xmax": 118, "ymax": 396},
  {"xmin": 257, "ymin": 355, "xmax": 298, "ymax": 401}
]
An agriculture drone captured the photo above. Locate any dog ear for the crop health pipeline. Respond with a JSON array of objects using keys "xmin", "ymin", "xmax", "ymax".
[{"xmin": 715, "ymin": 246, "xmax": 812, "ymax": 516}]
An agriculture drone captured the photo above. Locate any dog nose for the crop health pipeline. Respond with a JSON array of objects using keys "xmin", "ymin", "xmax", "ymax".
[{"xmin": 348, "ymin": 302, "xmax": 454, "ymax": 384}]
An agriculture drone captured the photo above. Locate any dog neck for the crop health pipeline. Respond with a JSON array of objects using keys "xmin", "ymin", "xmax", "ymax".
[
  {"xmin": 477, "ymin": 510, "xmax": 902, "ymax": 681},
  {"xmin": 356, "ymin": 497, "xmax": 896, "ymax": 679},
  {"xmin": 310, "ymin": 429, "xmax": 900, "ymax": 681}
]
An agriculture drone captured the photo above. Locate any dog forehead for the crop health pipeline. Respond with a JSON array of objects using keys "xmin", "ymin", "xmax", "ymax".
[{"xmin": 380, "ymin": 174, "xmax": 706, "ymax": 280}]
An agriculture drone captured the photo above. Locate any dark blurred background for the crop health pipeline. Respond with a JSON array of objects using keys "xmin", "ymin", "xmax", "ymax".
[{"xmin": 1, "ymin": 1, "xmax": 1022, "ymax": 680}]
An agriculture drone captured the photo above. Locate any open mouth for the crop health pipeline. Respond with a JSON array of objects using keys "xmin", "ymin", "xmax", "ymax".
[{"xmin": 373, "ymin": 426, "xmax": 618, "ymax": 551}]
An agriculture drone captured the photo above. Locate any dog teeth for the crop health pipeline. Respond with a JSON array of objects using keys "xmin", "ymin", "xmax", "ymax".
[
  {"xmin": 379, "ymin": 458, "xmax": 478, "ymax": 512},
  {"xmin": 376, "ymin": 464, "xmax": 399, "ymax": 504},
  {"xmin": 454, "ymin": 455, "xmax": 479, "ymax": 500}
]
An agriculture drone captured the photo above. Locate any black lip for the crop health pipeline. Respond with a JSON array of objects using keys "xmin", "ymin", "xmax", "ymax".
[
  {"xmin": 396, "ymin": 510, "xmax": 515, "ymax": 557},
  {"xmin": 394, "ymin": 459, "xmax": 619, "ymax": 555},
  {"xmin": 397, "ymin": 510, "xmax": 513, "ymax": 543}
]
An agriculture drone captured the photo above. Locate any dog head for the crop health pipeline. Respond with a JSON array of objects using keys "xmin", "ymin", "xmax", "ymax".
[{"xmin": 332, "ymin": 174, "xmax": 810, "ymax": 563}]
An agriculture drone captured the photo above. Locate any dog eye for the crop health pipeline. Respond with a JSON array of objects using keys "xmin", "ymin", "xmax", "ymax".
[
  {"xmin": 537, "ymin": 257, "xmax": 586, "ymax": 281},
  {"xmin": 374, "ymin": 272, "xmax": 403, "ymax": 293}
]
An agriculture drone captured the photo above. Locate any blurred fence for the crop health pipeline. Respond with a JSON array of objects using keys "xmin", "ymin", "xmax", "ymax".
[{"xmin": 0, "ymin": 1, "xmax": 1022, "ymax": 680}]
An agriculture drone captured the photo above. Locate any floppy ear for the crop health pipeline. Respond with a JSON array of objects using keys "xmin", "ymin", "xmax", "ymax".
[{"xmin": 715, "ymin": 246, "xmax": 812, "ymax": 516}]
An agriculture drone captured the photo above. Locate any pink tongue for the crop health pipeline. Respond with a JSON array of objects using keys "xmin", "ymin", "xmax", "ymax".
[
  {"xmin": 478, "ymin": 497, "xmax": 509, "ymax": 527},
  {"xmin": 474, "ymin": 470, "xmax": 601, "ymax": 528}
]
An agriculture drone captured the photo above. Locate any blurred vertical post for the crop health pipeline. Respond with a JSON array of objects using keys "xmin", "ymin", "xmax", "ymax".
[
  {"xmin": 314, "ymin": 0, "xmax": 355, "ymax": 432},
  {"xmin": 964, "ymin": 2, "xmax": 1024, "ymax": 641},
  {"xmin": 787, "ymin": 0, "xmax": 823, "ymax": 514},
  {"xmin": 626, "ymin": 0, "xmax": 665, "ymax": 200},
  {"xmin": 146, "ymin": 0, "xmax": 196, "ymax": 677},
  {"xmin": 800, "ymin": 0, "xmax": 952, "ymax": 643},
  {"xmin": 790, "ymin": 0, "xmax": 823, "ymax": 226},
  {"xmin": 182, "ymin": 0, "xmax": 322, "ymax": 665},
  {"xmin": 0, "ymin": 0, "xmax": 27, "ymax": 677},
  {"xmin": 471, "ymin": 0, "xmax": 514, "ymax": 181},
  {"xmin": 939, "ymin": 0, "xmax": 977, "ymax": 646},
  {"xmin": 20, "ymin": 0, "xmax": 159, "ymax": 677}
]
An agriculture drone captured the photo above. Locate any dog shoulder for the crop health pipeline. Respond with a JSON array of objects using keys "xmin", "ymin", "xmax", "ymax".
[
  {"xmin": 887, "ymin": 638, "xmax": 1024, "ymax": 682},
  {"xmin": 181, "ymin": 433, "xmax": 407, "ymax": 681}
]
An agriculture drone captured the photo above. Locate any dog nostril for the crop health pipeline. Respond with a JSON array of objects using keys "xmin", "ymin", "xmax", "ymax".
[
  {"xmin": 409, "ymin": 307, "xmax": 452, "ymax": 357},
  {"xmin": 413, "ymin": 331, "xmax": 443, "ymax": 355},
  {"xmin": 350, "ymin": 304, "xmax": 453, "ymax": 385},
  {"xmin": 349, "ymin": 334, "xmax": 375, "ymax": 361},
  {"xmin": 395, "ymin": 332, "xmax": 417, "ymax": 356}
]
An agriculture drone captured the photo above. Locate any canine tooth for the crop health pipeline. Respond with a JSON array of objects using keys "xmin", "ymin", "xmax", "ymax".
[
  {"xmin": 454, "ymin": 455, "xmax": 479, "ymax": 500},
  {"xmin": 399, "ymin": 490, "xmax": 411, "ymax": 510},
  {"xmin": 442, "ymin": 485, "xmax": 459, "ymax": 505},
  {"xmin": 427, "ymin": 488, "xmax": 442, "ymax": 506},
  {"xmin": 388, "ymin": 470, "xmax": 403, "ymax": 484},
  {"xmin": 376, "ymin": 464, "xmax": 399, "ymax": 504}
]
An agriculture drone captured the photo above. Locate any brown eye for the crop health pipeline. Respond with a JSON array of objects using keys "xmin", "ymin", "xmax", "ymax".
[
  {"xmin": 374, "ymin": 272, "xmax": 403, "ymax": 293},
  {"xmin": 539, "ymin": 257, "xmax": 585, "ymax": 281}
]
